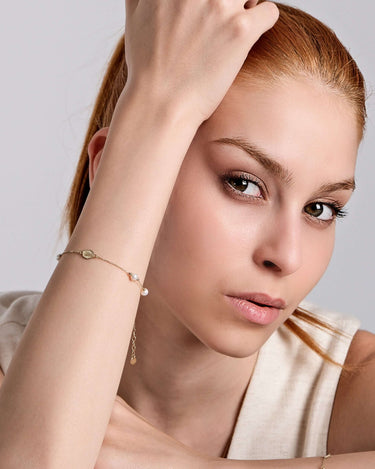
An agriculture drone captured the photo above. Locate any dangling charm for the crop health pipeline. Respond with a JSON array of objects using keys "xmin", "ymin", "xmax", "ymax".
[
  {"xmin": 128, "ymin": 272, "xmax": 149, "ymax": 296},
  {"xmin": 129, "ymin": 272, "xmax": 139, "ymax": 281},
  {"xmin": 130, "ymin": 326, "xmax": 137, "ymax": 365}
]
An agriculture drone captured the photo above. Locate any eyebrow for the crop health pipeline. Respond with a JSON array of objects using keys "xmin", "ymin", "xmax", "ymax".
[{"xmin": 211, "ymin": 136, "xmax": 356, "ymax": 193}]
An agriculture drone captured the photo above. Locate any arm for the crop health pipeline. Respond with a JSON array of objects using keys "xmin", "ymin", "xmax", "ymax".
[
  {"xmin": 0, "ymin": 88, "xmax": 199, "ymax": 469},
  {"xmin": 328, "ymin": 330, "xmax": 375, "ymax": 453},
  {"xmin": 92, "ymin": 393, "xmax": 375, "ymax": 469},
  {"xmin": 211, "ymin": 452, "xmax": 375, "ymax": 468}
]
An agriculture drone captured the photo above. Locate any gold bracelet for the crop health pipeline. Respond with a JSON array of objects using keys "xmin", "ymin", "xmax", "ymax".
[
  {"xmin": 320, "ymin": 454, "xmax": 331, "ymax": 469},
  {"xmin": 56, "ymin": 249, "xmax": 149, "ymax": 296}
]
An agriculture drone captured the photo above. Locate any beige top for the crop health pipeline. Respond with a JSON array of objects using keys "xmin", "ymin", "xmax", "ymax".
[{"xmin": 0, "ymin": 290, "xmax": 360, "ymax": 460}]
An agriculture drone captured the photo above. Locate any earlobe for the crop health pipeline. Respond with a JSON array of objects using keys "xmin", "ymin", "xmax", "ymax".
[{"xmin": 88, "ymin": 127, "xmax": 109, "ymax": 187}]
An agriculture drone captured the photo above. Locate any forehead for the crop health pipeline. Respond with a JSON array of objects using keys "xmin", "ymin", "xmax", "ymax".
[{"xmin": 199, "ymin": 78, "xmax": 359, "ymax": 183}]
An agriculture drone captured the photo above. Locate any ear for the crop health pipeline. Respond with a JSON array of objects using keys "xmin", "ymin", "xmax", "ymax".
[{"xmin": 88, "ymin": 127, "xmax": 110, "ymax": 187}]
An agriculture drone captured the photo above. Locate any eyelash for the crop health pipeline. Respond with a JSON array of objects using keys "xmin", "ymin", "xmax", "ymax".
[{"xmin": 221, "ymin": 171, "xmax": 348, "ymax": 224}]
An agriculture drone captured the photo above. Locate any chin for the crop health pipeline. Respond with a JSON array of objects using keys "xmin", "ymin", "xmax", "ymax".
[{"xmin": 199, "ymin": 326, "xmax": 271, "ymax": 359}]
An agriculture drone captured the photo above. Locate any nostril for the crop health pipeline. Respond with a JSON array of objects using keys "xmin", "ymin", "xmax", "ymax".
[{"xmin": 263, "ymin": 260, "xmax": 277, "ymax": 269}]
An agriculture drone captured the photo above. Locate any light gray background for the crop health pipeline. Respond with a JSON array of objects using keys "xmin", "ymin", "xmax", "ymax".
[{"xmin": 1, "ymin": 1, "xmax": 374, "ymax": 330}]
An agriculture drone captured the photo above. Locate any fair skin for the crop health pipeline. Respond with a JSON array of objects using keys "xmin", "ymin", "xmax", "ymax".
[
  {"xmin": 90, "ymin": 79, "xmax": 375, "ymax": 467},
  {"xmin": 91, "ymin": 78, "xmax": 357, "ymax": 452},
  {"xmin": 0, "ymin": 0, "xmax": 374, "ymax": 467}
]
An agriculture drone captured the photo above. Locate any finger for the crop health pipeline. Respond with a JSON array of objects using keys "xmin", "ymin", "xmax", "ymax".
[{"xmin": 245, "ymin": 1, "xmax": 279, "ymax": 41}]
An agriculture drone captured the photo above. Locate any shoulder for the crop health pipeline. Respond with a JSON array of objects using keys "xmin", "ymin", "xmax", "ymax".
[
  {"xmin": 328, "ymin": 329, "xmax": 375, "ymax": 454},
  {"xmin": 0, "ymin": 290, "xmax": 42, "ymax": 309},
  {"xmin": 344, "ymin": 329, "xmax": 375, "ymax": 367},
  {"xmin": 0, "ymin": 290, "xmax": 41, "ymax": 324},
  {"xmin": 0, "ymin": 290, "xmax": 42, "ymax": 376}
]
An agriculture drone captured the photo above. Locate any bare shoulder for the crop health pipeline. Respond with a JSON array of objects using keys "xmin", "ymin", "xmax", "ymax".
[
  {"xmin": 328, "ymin": 329, "xmax": 375, "ymax": 454},
  {"xmin": 347, "ymin": 329, "xmax": 375, "ymax": 359}
]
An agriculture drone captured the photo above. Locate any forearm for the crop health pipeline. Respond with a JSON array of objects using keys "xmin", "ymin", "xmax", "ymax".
[
  {"xmin": 0, "ymin": 89, "xmax": 199, "ymax": 468},
  {"xmin": 212, "ymin": 451, "xmax": 375, "ymax": 469}
]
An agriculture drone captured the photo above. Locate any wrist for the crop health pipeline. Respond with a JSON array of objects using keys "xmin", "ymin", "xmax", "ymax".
[{"xmin": 117, "ymin": 81, "xmax": 204, "ymax": 132}]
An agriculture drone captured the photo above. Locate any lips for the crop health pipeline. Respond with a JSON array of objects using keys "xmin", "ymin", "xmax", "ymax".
[{"xmin": 226, "ymin": 292, "xmax": 286, "ymax": 310}]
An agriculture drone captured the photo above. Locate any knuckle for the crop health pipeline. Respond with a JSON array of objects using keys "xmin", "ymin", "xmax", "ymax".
[
  {"xmin": 209, "ymin": 0, "xmax": 231, "ymax": 16},
  {"xmin": 229, "ymin": 15, "xmax": 249, "ymax": 37}
]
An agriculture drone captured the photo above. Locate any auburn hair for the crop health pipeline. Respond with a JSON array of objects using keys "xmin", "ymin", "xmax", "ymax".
[{"xmin": 62, "ymin": 2, "xmax": 367, "ymax": 367}]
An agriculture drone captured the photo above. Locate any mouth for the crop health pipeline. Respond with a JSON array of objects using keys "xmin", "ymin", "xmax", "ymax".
[
  {"xmin": 225, "ymin": 293, "xmax": 285, "ymax": 325},
  {"xmin": 226, "ymin": 292, "xmax": 286, "ymax": 310}
]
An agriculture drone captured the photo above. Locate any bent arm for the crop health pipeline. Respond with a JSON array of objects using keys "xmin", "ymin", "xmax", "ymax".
[
  {"xmin": 211, "ymin": 452, "xmax": 375, "ymax": 468},
  {"xmin": 0, "ymin": 89, "xmax": 200, "ymax": 469}
]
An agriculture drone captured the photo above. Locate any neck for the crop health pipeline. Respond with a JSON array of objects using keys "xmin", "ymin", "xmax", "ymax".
[{"xmin": 117, "ymin": 300, "xmax": 258, "ymax": 439}]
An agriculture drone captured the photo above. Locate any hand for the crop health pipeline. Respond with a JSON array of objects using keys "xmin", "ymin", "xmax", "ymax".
[
  {"xmin": 94, "ymin": 395, "xmax": 216, "ymax": 469},
  {"xmin": 123, "ymin": 0, "xmax": 279, "ymax": 123}
]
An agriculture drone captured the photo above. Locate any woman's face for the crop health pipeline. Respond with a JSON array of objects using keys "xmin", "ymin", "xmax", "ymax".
[{"xmin": 141, "ymin": 77, "xmax": 359, "ymax": 358}]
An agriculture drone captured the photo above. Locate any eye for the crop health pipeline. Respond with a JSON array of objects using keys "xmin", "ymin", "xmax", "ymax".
[
  {"xmin": 224, "ymin": 174, "xmax": 263, "ymax": 198},
  {"xmin": 304, "ymin": 202, "xmax": 346, "ymax": 222}
]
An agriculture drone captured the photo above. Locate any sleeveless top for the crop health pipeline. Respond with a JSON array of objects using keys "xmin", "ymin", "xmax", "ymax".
[{"xmin": 0, "ymin": 290, "xmax": 360, "ymax": 460}]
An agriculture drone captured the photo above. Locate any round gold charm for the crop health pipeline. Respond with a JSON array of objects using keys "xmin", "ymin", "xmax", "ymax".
[{"xmin": 130, "ymin": 357, "xmax": 137, "ymax": 365}]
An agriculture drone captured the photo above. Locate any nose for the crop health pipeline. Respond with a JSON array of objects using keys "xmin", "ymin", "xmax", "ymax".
[{"xmin": 252, "ymin": 212, "xmax": 302, "ymax": 276}]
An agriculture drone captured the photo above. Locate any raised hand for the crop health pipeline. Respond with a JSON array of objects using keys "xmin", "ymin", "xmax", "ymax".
[{"xmin": 123, "ymin": 0, "xmax": 279, "ymax": 123}]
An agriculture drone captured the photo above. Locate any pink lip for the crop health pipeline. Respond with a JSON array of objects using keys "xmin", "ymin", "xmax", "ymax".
[
  {"xmin": 225, "ymin": 293, "xmax": 286, "ymax": 326},
  {"xmin": 227, "ymin": 292, "xmax": 286, "ymax": 309}
]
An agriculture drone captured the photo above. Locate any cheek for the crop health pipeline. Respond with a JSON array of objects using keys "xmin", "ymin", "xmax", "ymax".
[
  {"xmin": 167, "ymin": 174, "xmax": 266, "ymax": 272},
  {"xmin": 299, "ymin": 226, "xmax": 336, "ymax": 296},
  {"xmin": 150, "ymin": 188, "xmax": 230, "ymax": 280},
  {"xmin": 146, "ymin": 168, "xmax": 253, "ymax": 299}
]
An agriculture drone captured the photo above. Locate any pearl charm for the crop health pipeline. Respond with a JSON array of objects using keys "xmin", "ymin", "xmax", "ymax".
[
  {"xmin": 129, "ymin": 272, "xmax": 139, "ymax": 281},
  {"xmin": 141, "ymin": 288, "xmax": 149, "ymax": 296}
]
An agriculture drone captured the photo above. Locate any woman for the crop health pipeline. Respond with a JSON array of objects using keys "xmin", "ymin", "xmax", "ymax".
[{"xmin": 0, "ymin": 0, "xmax": 374, "ymax": 467}]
